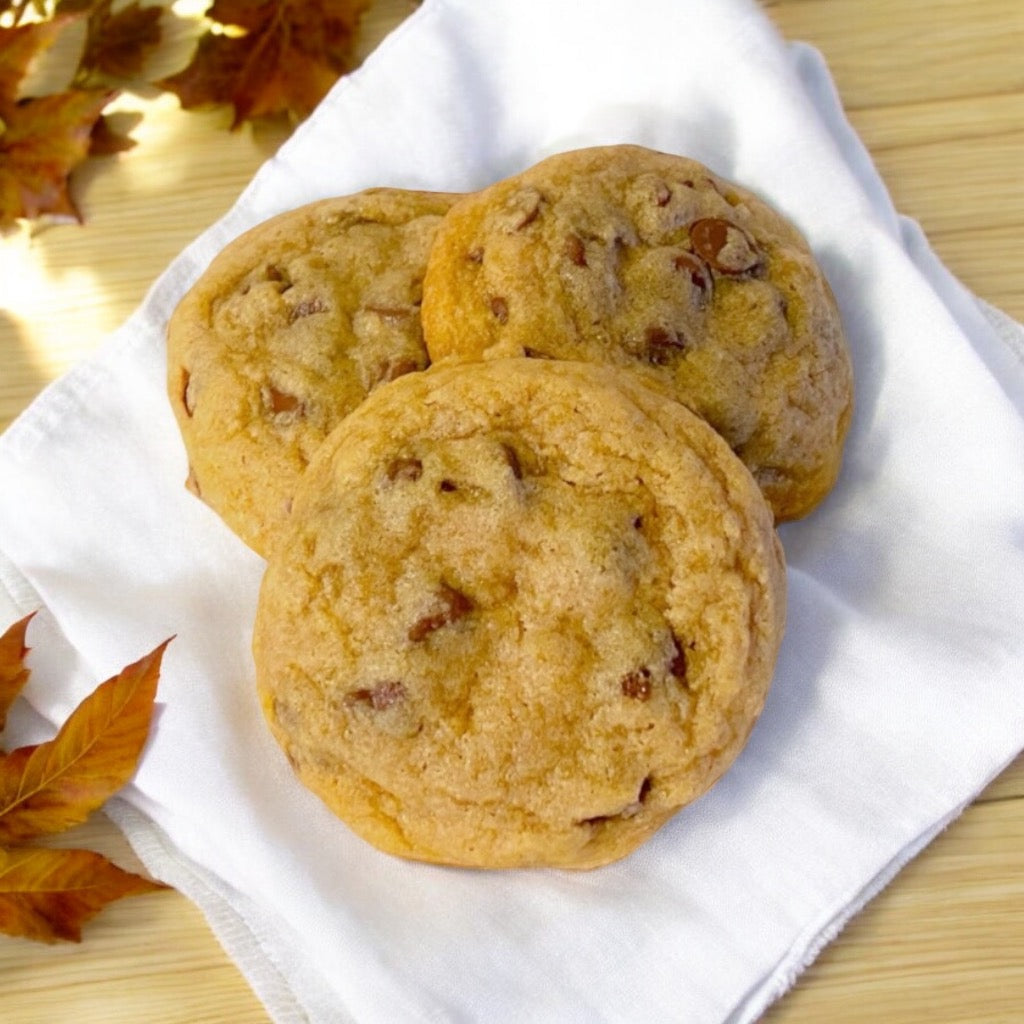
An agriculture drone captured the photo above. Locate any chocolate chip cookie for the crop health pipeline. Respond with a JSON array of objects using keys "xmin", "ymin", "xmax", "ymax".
[
  {"xmin": 166, "ymin": 188, "xmax": 460, "ymax": 556},
  {"xmin": 420, "ymin": 145, "xmax": 853, "ymax": 521},
  {"xmin": 253, "ymin": 358, "xmax": 786, "ymax": 869}
]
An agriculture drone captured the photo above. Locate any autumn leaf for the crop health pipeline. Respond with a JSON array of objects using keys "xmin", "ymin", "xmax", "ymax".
[
  {"xmin": 68, "ymin": 0, "xmax": 163, "ymax": 82},
  {"xmin": 0, "ymin": 85, "xmax": 116, "ymax": 229},
  {"xmin": 0, "ymin": 612, "xmax": 33, "ymax": 736},
  {"xmin": 159, "ymin": 0, "xmax": 370, "ymax": 128},
  {"xmin": 0, "ymin": 637, "xmax": 168, "ymax": 844},
  {"xmin": 0, "ymin": 18, "xmax": 67, "ymax": 106},
  {"xmin": 0, "ymin": 845, "xmax": 164, "ymax": 942}
]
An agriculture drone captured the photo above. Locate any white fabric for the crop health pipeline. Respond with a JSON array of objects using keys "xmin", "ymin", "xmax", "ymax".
[{"xmin": 2, "ymin": 1, "xmax": 1023, "ymax": 1020}]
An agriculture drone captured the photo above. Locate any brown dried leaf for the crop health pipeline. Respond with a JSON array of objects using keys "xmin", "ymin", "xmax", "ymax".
[
  {"xmin": 0, "ymin": 85, "xmax": 116, "ymax": 229},
  {"xmin": 0, "ymin": 638, "xmax": 168, "ymax": 844},
  {"xmin": 0, "ymin": 845, "xmax": 164, "ymax": 942},
  {"xmin": 76, "ymin": 0, "xmax": 163, "ymax": 81},
  {"xmin": 0, "ymin": 19, "xmax": 67, "ymax": 107},
  {"xmin": 0, "ymin": 612, "xmax": 33, "ymax": 736},
  {"xmin": 158, "ymin": 0, "xmax": 370, "ymax": 127}
]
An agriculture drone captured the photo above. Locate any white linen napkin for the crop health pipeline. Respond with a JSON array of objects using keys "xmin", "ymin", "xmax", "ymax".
[{"xmin": 2, "ymin": 1, "xmax": 1023, "ymax": 1021}]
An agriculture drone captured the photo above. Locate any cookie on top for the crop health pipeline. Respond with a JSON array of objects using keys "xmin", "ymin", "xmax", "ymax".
[{"xmin": 253, "ymin": 358, "xmax": 786, "ymax": 869}]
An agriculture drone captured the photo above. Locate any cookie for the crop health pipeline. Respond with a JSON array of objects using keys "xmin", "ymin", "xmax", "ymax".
[
  {"xmin": 420, "ymin": 145, "xmax": 853, "ymax": 521},
  {"xmin": 166, "ymin": 187, "xmax": 460, "ymax": 556},
  {"xmin": 252, "ymin": 358, "xmax": 786, "ymax": 869}
]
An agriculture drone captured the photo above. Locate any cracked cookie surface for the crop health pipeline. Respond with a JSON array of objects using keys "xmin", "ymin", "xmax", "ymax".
[
  {"xmin": 420, "ymin": 145, "xmax": 853, "ymax": 521},
  {"xmin": 166, "ymin": 187, "xmax": 460, "ymax": 556},
  {"xmin": 253, "ymin": 358, "xmax": 786, "ymax": 869}
]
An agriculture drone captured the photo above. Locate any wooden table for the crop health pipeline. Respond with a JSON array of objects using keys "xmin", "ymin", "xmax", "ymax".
[{"xmin": 2, "ymin": 2, "xmax": 1022, "ymax": 1020}]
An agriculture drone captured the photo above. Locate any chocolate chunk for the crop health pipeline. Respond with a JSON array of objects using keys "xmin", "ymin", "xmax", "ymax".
[
  {"xmin": 621, "ymin": 668, "xmax": 653, "ymax": 701},
  {"xmin": 689, "ymin": 218, "xmax": 761, "ymax": 275},
  {"xmin": 502, "ymin": 186, "xmax": 544, "ymax": 230},
  {"xmin": 288, "ymin": 297, "xmax": 327, "ymax": 323},
  {"xmin": 376, "ymin": 357, "xmax": 422, "ymax": 385},
  {"xmin": 408, "ymin": 583, "xmax": 474, "ymax": 642},
  {"xmin": 266, "ymin": 386, "xmax": 302, "ymax": 415},
  {"xmin": 673, "ymin": 251, "xmax": 713, "ymax": 307},
  {"xmin": 669, "ymin": 636, "xmax": 689, "ymax": 686},
  {"xmin": 180, "ymin": 368, "xmax": 195, "ymax": 416},
  {"xmin": 501, "ymin": 443, "xmax": 523, "ymax": 480},
  {"xmin": 346, "ymin": 680, "xmax": 407, "ymax": 711},
  {"xmin": 490, "ymin": 296, "xmax": 509, "ymax": 323},
  {"xmin": 265, "ymin": 263, "xmax": 292, "ymax": 291},
  {"xmin": 386, "ymin": 457, "xmax": 423, "ymax": 482},
  {"xmin": 564, "ymin": 233, "xmax": 588, "ymax": 267},
  {"xmin": 579, "ymin": 776, "xmax": 653, "ymax": 826},
  {"xmin": 644, "ymin": 326, "xmax": 687, "ymax": 365}
]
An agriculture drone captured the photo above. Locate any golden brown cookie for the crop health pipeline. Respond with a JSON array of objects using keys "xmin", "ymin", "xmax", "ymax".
[
  {"xmin": 420, "ymin": 145, "xmax": 852, "ymax": 521},
  {"xmin": 166, "ymin": 188, "xmax": 460, "ymax": 556},
  {"xmin": 253, "ymin": 358, "xmax": 786, "ymax": 869}
]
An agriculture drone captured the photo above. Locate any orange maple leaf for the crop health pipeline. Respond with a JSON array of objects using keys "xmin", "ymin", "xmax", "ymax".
[
  {"xmin": 159, "ymin": 0, "xmax": 370, "ymax": 128},
  {"xmin": 0, "ymin": 85, "xmax": 117, "ymax": 230},
  {"xmin": 0, "ymin": 637, "xmax": 168, "ymax": 844},
  {"xmin": 0, "ymin": 613, "xmax": 34, "ymax": 736},
  {"xmin": 0, "ymin": 845, "xmax": 164, "ymax": 943},
  {"xmin": 0, "ymin": 19, "xmax": 67, "ymax": 107}
]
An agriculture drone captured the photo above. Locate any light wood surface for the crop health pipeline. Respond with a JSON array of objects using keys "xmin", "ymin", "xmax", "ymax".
[{"xmin": 2, "ymin": 1, "xmax": 1022, "ymax": 1021}]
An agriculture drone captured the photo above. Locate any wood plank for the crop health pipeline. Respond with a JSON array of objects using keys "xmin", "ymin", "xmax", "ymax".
[
  {"xmin": 928, "ymin": 222, "xmax": 1024, "ymax": 323},
  {"xmin": 765, "ymin": 798, "xmax": 1024, "ymax": 1023},
  {"xmin": 0, "ymin": 816, "xmax": 271, "ymax": 1024},
  {"xmin": 870, "ymin": 130, "xmax": 1024, "ymax": 237},
  {"xmin": 851, "ymin": 92, "xmax": 1024, "ymax": 154},
  {"xmin": 767, "ymin": 0, "xmax": 1024, "ymax": 110}
]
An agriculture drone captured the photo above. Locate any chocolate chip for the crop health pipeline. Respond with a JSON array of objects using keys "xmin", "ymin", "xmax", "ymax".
[
  {"xmin": 644, "ymin": 326, "xmax": 687, "ymax": 365},
  {"xmin": 564, "ymin": 233, "xmax": 588, "ymax": 267},
  {"xmin": 669, "ymin": 636, "xmax": 689, "ymax": 686},
  {"xmin": 266, "ymin": 386, "xmax": 302, "ymax": 415},
  {"xmin": 346, "ymin": 680, "xmax": 407, "ymax": 711},
  {"xmin": 438, "ymin": 478, "xmax": 458, "ymax": 493},
  {"xmin": 408, "ymin": 583, "xmax": 474, "ymax": 642},
  {"xmin": 502, "ymin": 186, "xmax": 544, "ymax": 230},
  {"xmin": 621, "ymin": 668, "xmax": 653, "ymax": 701},
  {"xmin": 689, "ymin": 218, "xmax": 761, "ymax": 275},
  {"xmin": 490, "ymin": 296, "xmax": 509, "ymax": 323},
  {"xmin": 386, "ymin": 457, "xmax": 423, "ymax": 482},
  {"xmin": 180, "ymin": 368, "xmax": 195, "ymax": 416},
  {"xmin": 288, "ymin": 297, "xmax": 327, "ymax": 323},
  {"xmin": 578, "ymin": 776, "xmax": 653, "ymax": 826},
  {"xmin": 673, "ymin": 251, "xmax": 713, "ymax": 307},
  {"xmin": 265, "ymin": 263, "xmax": 292, "ymax": 291},
  {"xmin": 376, "ymin": 357, "xmax": 422, "ymax": 385},
  {"xmin": 501, "ymin": 444, "xmax": 523, "ymax": 480},
  {"xmin": 364, "ymin": 305, "xmax": 413, "ymax": 320}
]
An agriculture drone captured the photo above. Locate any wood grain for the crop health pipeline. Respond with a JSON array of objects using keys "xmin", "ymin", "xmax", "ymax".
[{"xmin": 1, "ymin": 1, "xmax": 1021, "ymax": 1021}]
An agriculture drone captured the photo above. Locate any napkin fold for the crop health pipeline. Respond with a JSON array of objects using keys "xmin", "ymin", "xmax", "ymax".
[{"xmin": 2, "ymin": 1, "xmax": 1023, "ymax": 1021}]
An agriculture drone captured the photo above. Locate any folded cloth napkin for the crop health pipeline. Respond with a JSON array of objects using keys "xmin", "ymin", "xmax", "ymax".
[{"xmin": 2, "ymin": 0, "xmax": 1023, "ymax": 1020}]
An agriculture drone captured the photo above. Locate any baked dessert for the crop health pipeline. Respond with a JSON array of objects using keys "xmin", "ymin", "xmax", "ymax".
[
  {"xmin": 420, "ymin": 145, "xmax": 852, "ymax": 521},
  {"xmin": 166, "ymin": 187, "xmax": 460, "ymax": 556},
  {"xmin": 253, "ymin": 358, "xmax": 786, "ymax": 869}
]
